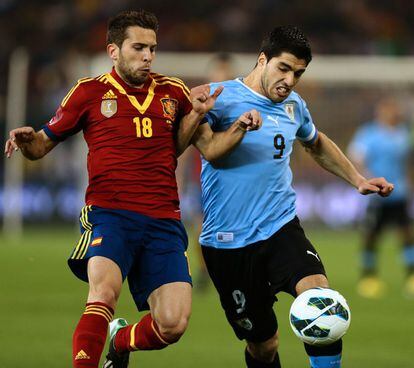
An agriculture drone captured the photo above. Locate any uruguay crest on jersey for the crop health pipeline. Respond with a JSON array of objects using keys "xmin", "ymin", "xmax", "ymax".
[{"xmin": 284, "ymin": 102, "xmax": 295, "ymax": 121}]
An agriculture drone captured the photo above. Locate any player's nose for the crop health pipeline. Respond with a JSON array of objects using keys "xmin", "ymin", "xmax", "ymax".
[
  {"xmin": 142, "ymin": 48, "xmax": 153, "ymax": 62},
  {"xmin": 284, "ymin": 71, "xmax": 295, "ymax": 87}
]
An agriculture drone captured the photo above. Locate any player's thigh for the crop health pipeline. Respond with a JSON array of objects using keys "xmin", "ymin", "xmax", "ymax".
[
  {"xmin": 148, "ymin": 282, "xmax": 192, "ymax": 326},
  {"xmin": 68, "ymin": 205, "xmax": 138, "ymax": 283},
  {"xmin": 266, "ymin": 217, "xmax": 326, "ymax": 297},
  {"xmin": 127, "ymin": 218, "xmax": 192, "ymax": 312},
  {"xmin": 87, "ymin": 256, "xmax": 123, "ymax": 305},
  {"xmin": 202, "ymin": 245, "xmax": 278, "ymax": 343}
]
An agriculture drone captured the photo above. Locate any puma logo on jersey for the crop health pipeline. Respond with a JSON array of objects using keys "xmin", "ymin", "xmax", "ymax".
[
  {"xmin": 307, "ymin": 250, "xmax": 320, "ymax": 261},
  {"xmin": 267, "ymin": 115, "xmax": 279, "ymax": 126}
]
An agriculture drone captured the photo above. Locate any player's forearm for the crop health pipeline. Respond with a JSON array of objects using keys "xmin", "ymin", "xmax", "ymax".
[
  {"xmin": 307, "ymin": 133, "xmax": 366, "ymax": 189},
  {"xmin": 19, "ymin": 132, "xmax": 52, "ymax": 160},
  {"xmin": 202, "ymin": 121, "xmax": 247, "ymax": 161},
  {"xmin": 176, "ymin": 110, "xmax": 206, "ymax": 156}
]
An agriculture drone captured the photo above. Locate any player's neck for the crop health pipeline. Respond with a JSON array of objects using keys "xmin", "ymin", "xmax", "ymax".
[
  {"xmin": 114, "ymin": 66, "xmax": 145, "ymax": 89},
  {"xmin": 243, "ymin": 71, "xmax": 264, "ymax": 96}
]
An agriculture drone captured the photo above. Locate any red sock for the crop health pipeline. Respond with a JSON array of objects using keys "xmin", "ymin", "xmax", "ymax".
[
  {"xmin": 114, "ymin": 313, "xmax": 170, "ymax": 352},
  {"xmin": 72, "ymin": 302, "xmax": 114, "ymax": 367}
]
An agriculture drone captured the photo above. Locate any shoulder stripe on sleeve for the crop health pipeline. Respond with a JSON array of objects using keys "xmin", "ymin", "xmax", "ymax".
[
  {"xmin": 155, "ymin": 80, "xmax": 190, "ymax": 100},
  {"xmin": 299, "ymin": 125, "xmax": 318, "ymax": 144},
  {"xmin": 61, "ymin": 78, "xmax": 93, "ymax": 107},
  {"xmin": 153, "ymin": 75, "xmax": 190, "ymax": 95}
]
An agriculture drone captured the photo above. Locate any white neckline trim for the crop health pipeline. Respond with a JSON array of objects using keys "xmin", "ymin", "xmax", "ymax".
[{"xmin": 235, "ymin": 78, "xmax": 274, "ymax": 103}]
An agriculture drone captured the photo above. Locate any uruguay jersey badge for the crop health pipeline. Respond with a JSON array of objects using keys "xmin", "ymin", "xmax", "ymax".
[{"xmin": 284, "ymin": 102, "xmax": 295, "ymax": 122}]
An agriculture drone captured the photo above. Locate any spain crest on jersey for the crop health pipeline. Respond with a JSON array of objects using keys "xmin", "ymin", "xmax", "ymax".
[
  {"xmin": 160, "ymin": 97, "xmax": 178, "ymax": 120},
  {"xmin": 284, "ymin": 102, "xmax": 295, "ymax": 122}
]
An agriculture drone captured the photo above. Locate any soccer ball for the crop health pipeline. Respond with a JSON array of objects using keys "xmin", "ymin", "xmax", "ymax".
[{"xmin": 289, "ymin": 287, "xmax": 351, "ymax": 345}]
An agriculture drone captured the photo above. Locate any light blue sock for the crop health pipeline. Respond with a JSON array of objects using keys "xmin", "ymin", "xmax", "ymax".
[
  {"xmin": 362, "ymin": 250, "xmax": 376, "ymax": 271},
  {"xmin": 309, "ymin": 354, "xmax": 341, "ymax": 368},
  {"xmin": 402, "ymin": 245, "xmax": 414, "ymax": 267}
]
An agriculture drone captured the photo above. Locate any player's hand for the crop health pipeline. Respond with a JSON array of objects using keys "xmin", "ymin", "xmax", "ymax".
[
  {"xmin": 190, "ymin": 84, "xmax": 224, "ymax": 115},
  {"xmin": 236, "ymin": 109, "xmax": 262, "ymax": 131},
  {"xmin": 357, "ymin": 177, "xmax": 394, "ymax": 197},
  {"xmin": 4, "ymin": 126, "xmax": 36, "ymax": 158}
]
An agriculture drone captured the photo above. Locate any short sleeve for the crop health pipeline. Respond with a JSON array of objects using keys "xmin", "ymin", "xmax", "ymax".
[
  {"xmin": 203, "ymin": 83, "xmax": 224, "ymax": 130},
  {"xmin": 42, "ymin": 81, "xmax": 88, "ymax": 141},
  {"xmin": 296, "ymin": 99, "xmax": 318, "ymax": 144},
  {"xmin": 173, "ymin": 78, "xmax": 193, "ymax": 121}
]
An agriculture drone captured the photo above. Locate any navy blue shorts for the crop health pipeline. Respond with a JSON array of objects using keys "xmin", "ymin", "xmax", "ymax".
[{"xmin": 68, "ymin": 205, "xmax": 192, "ymax": 311}]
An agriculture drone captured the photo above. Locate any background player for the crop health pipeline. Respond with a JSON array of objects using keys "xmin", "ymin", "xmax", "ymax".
[
  {"xmin": 4, "ymin": 9, "xmax": 224, "ymax": 368},
  {"xmin": 348, "ymin": 98, "xmax": 414, "ymax": 299},
  {"xmin": 190, "ymin": 26, "xmax": 394, "ymax": 368}
]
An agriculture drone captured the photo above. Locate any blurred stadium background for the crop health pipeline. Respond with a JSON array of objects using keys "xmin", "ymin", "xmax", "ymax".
[{"xmin": 0, "ymin": 1, "xmax": 413, "ymax": 367}]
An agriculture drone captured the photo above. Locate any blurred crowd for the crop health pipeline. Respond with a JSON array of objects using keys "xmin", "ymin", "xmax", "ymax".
[
  {"xmin": 1, "ymin": 0, "xmax": 414, "ymax": 124},
  {"xmin": 0, "ymin": 0, "xmax": 414, "ymax": 225}
]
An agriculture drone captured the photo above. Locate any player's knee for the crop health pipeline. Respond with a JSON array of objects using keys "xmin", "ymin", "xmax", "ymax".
[
  {"xmin": 88, "ymin": 284, "xmax": 120, "ymax": 307},
  {"xmin": 296, "ymin": 274, "xmax": 329, "ymax": 295},
  {"xmin": 156, "ymin": 313, "xmax": 190, "ymax": 343},
  {"xmin": 247, "ymin": 331, "xmax": 279, "ymax": 363}
]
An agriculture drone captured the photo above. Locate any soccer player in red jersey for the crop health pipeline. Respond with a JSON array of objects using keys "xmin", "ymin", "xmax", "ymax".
[{"xmin": 4, "ymin": 10, "xmax": 232, "ymax": 368}]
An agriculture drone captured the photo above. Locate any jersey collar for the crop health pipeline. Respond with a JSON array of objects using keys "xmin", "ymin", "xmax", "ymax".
[{"xmin": 110, "ymin": 67, "xmax": 153, "ymax": 93}]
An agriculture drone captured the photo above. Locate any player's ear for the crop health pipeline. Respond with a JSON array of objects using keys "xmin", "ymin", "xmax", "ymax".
[
  {"xmin": 107, "ymin": 43, "xmax": 119, "ymax": 62},
  {"xmin": 257, "ymin": 52, "xmax": 268, "ymax": 68}
]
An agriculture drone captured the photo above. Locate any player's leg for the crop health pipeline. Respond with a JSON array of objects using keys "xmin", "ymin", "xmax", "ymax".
[
  {"xmin": 104, "ymin": 217, "xmax": 192, "ymax": 361},
  {"xmin": 202, "ymin": 243, "xmax": 281, "ymax": 367},
  {"xmin": 295, "ymin": 275, "xmax": 343, "ymax": 368},
  {"xmin": 395, "ymin": 201, "xmax": 414, "ymax": 297},
  {"xmin": 109, "ymin": 282, "xmax": 191, "ymax": 354},
  {"xmin": 358, "ymin": 202, "xmax": 386, "ymax": 298},
  {"xmin": 72, "ymin": 256, "xmax": 122, "ymax": 367},
  {"xmin": 148, "ymin": 281, "xmax": 192, "ymax": 342},
  {"xmin": 267, "ymin": 216, "xmax": 342, "ymax": 368},
  {"xmin": 68, "ymin": 206, "xmax": 137, "ymax": 367},
  {"xmin": 245, "ymin": 331, "xmax": 281, "ymax": 367}
]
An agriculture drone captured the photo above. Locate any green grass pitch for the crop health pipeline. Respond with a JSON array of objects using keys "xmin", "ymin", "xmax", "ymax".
[{"xmin": 0, "ymin": 226, "xmax": 412, "ymax": 367}]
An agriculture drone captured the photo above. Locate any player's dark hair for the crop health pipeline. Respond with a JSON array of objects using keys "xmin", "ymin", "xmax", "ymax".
[
  {"xmin": 107, "ymin": 10, "xmax": 159, "ymax": 46},
  {"xmin": 260, "ymin": 26, "xmax": 312, "ymax": 64}
]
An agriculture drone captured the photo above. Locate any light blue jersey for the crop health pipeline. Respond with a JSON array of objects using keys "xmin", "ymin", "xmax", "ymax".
[
  {"xmin": 199, "ymin": 79, "xmax": 318, "ymax": 249},
  {"xmin": 348, "ymin": 121, "xmax": 411, "ymax": 202}
]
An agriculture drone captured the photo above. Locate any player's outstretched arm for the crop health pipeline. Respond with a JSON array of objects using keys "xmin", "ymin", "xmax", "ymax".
[
  {"xmin": 192, "ymin": 110, "xmax": 262, "ymax": 162},
  {"xmin": 176, "ymin": 84, "xmax": 224, "ymax": 156},
  {"xmin": 304, "ymin": 131, "xmax": 394, "ymax": 197},
  {"xmin": 4, "ymin": 127, "xmax": 57, "ymax": 160}
]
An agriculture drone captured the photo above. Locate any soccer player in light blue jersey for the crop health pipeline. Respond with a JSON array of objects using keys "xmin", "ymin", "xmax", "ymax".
[
  {"xmin": 190, "ymin": 26, "xmax": 394, "ymax": 368},
  {"xmin": 348, "ymin": 98, "xmax": 414, "ymax": 299}
]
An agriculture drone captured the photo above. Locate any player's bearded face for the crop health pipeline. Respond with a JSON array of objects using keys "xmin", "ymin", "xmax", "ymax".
[
  {"xmin": 117, "ymin": 50, "xmax": 149, "ymax": 86},
  {"xmin": 260, "ymin": 53, "xmax": 307, "ymax": 103},
  {"xmin": 115, "ymin": 26, "xmax": 157, "ymax": 87}
]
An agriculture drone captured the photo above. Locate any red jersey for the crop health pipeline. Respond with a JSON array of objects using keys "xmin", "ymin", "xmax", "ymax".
[{"xmin": 44, "ymin": 69, "xmax": 193, "ymax": 219}]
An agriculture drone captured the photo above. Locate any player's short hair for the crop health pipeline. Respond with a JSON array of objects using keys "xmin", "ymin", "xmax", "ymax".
[
  {"xmin": 107, "ymin": 10, "xmax": 159, "ymax": 46},
  {"xmin": 260, "ymin": 26, "xmax": 312, "ymax": 64}
]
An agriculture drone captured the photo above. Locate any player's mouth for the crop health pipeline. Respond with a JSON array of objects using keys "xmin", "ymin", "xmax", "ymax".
[{"xmin": 276, "ymin": 86, "xmax": 290, "ymax": 97}]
